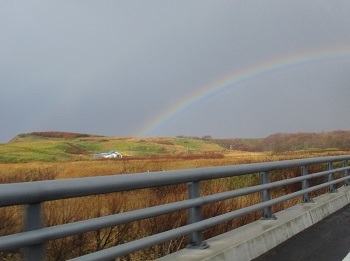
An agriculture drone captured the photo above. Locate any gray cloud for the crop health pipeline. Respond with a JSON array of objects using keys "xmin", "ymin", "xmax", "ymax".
[{"xmin": 1, "ymin": 1, "xmax": 350, "ymax": 142}]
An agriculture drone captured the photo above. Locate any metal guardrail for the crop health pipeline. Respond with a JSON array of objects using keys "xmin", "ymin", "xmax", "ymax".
[{"xmin": 0, "ymin": 155, "xmax": 350, "ymax": 260}]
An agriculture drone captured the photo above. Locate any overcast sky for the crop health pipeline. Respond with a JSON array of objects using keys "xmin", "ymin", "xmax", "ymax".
[{"xmin": 1, "ymin": 1, "xmax": 350, "ymax": 142}]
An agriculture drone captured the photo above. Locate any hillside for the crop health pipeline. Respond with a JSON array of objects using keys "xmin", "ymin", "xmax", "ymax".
[
  {"xmin": 212, "ymin": 130, "xmax": 350, "ymax": 152},
  {"xmin": 1, "ymin": 130, "xmax": 349, "ymax": 163},
  {"xmin": 0, "ymin": 132, "xmax": 224, "ymax": 163}
]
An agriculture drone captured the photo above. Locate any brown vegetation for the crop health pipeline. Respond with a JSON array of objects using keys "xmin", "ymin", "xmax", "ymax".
[
  {"xmin": 213, "ymin": 130, "xmax": 350, "ymax": 152},
  {"xmin": 0, "ymin": 147, "xmax": 349, "ymax": 259}
]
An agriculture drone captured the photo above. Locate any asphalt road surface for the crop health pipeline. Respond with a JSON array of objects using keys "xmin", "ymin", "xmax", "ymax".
[{"xmin": 253, "ymin": 202, "xmax": 350, "ymax": 261}]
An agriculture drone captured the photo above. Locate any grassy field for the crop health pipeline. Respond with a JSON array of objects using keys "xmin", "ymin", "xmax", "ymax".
[
  {"xmin": 0, "ymin": 133, "xmax": 227, "ymax": 163},
  {"xmin": 2, "ymin": 131, "xmax": 348, "ymax": 164}
]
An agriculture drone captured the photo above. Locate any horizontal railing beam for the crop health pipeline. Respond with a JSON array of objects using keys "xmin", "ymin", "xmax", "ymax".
[
  {"xmin": 1, "ymin": 165, "xmax": 349, "ymax": 252},
  {"xmin": 72, "ymin": 175, "xmax": 350, "ymax": 261},
  {"xmin": 1, "ymin": 155, "xmax": 350, "ymax": 207}
]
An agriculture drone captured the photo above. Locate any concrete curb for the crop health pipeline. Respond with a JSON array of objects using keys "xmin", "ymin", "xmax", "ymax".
[{"xmin": 158, "ymin": 185, "xmax": 350, "ymax": 261}]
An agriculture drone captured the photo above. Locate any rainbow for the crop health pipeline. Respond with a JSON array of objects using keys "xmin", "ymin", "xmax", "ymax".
[{"xmin": 137, "ymin": 45, "xmax": 350, "ymax": 137}]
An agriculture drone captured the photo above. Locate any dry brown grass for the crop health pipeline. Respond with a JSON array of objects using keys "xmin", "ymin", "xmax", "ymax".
[{"xmin": 0, "ymin": 150, "xmax": 348, "ymax": 260}]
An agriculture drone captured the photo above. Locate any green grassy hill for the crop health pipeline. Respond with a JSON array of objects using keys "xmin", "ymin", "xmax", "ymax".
[
  {"xmin": 0, "ymin": 132, "xmax": 225, "ymax": 163},
  {"xmin": 2, "ymin": 130, "xmax": 349, "ymax": 163}
]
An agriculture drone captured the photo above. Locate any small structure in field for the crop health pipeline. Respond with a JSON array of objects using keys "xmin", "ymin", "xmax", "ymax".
[{"xmin": 93, "ymin": 150, "xmax": 123, "ymax": 158}]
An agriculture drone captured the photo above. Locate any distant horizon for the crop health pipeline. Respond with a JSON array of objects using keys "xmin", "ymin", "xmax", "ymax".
[{"xmin": 4, "ymin": 129, "xmax": 350, "ymax": 143}]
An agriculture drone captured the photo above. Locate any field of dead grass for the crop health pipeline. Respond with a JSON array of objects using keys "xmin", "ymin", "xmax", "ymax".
[{"xmin": 0, "ymin": 150, "xmax": 349, "ymax": 260}]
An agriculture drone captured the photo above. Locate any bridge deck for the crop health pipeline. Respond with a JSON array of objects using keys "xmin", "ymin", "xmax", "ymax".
[
  {"xmin": 159, "ymin": 185, "xmax": 350, "ymax": 261},
  {"xmin": 253, "ymin": 201, "xmax": 350, "ymax": 261}
]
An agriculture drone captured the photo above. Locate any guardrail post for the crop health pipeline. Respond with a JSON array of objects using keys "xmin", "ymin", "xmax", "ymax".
[
  {"xmin": 344, "ymin": 160, "xmax": 349, "ymax": 186},
  {"xmin": 24, "ymin": 203, "xmax": 44, "ymax": 261},
  {"xmin": 187, "ymin": 181, "xmax": 208, "ymax": 249},
  {"xmin": 327, "ymin": 162, "xmax": 337, "ymax": 193},
  {"xmin": 301, "ymin": 165, "xmax": 313, "ymax": 203},
  {"xmin": 260, "ymin": 172, "xmax": 276, "ymax": 220}
]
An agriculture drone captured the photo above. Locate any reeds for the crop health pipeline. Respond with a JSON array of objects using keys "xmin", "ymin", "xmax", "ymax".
[{"xmin": 0, "ymin": 152, "xmax": 347, "ymax": 260}]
